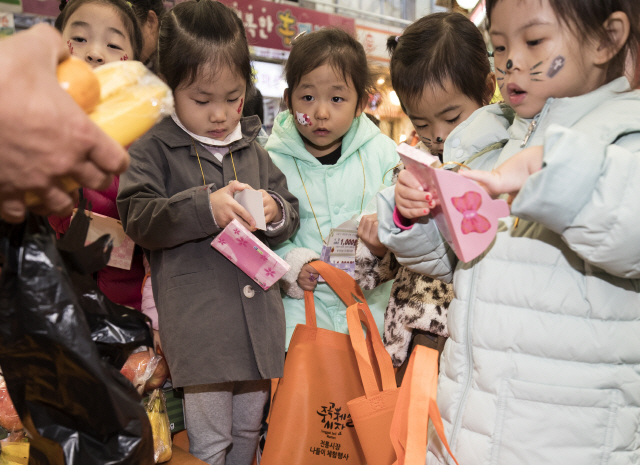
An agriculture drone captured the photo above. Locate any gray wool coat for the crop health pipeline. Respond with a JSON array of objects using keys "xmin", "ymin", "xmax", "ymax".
[{"xmin": 117, "ymin": 115, "xmax": 299, "ymax": 387}]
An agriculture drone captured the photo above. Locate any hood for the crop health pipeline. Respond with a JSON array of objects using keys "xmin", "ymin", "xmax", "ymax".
[{"xmin": 265, "ymin": 110, "xmax": 382, "ymax": 164}]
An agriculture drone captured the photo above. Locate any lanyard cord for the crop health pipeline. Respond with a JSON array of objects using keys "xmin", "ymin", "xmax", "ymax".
[
  {"xmin": 191, "ymin": 137, "xmax": 238, "ymax": 186},
  {"xmin": 293, "ymin": 150, "xmax": 366, "ymax": 244}
]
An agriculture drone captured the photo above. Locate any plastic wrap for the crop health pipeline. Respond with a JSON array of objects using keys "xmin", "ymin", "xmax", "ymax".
[
  {"xmin": 0, "ymin": 377, "xmax": 21, "ymax": 434},
  {"xmin": 26, "ymin": 59, "xmax": 173, "ymax": 208},
  {"xmin": 145, "ymin": 389, "xmax": 172, "ymax": 463},
  {"xmin": 0, "ymin": 210, "xmax": 154, "ymax": 465},
  {"xmin": 91, "ymin": 61, "xmax": 173, "ymax": 147},
  {"xmin": 120, "ymin": 351, "xmax": 169, "ymax": 395}
]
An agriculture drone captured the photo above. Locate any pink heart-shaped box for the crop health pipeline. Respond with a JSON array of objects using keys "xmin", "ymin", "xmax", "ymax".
[{"xmin": 397, "ymin": 143, "xmax": 510, "ymax": 262}]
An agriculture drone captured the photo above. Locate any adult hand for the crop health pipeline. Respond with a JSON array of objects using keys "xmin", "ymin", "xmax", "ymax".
[
  {"xmin": 209, "ymin": 180, "xmax": 257, "ymax": 230},
  {"xmin": 395, "ymin": 170, "xmax": 435, "ymax": 219},
  {"xmin": 358, "ymin": 214, "xmax": 387, "ymax": 258},
  {"xmin": 0, "ymin": 24, "xmax": 129, "ymax": 223},
  {"xmin": 261, "ymin": 190, "xmax": 283, "ymax": 224},
  {"xmin": 297, "ymin": 263, "xmax": 319, "ymax": 292}
]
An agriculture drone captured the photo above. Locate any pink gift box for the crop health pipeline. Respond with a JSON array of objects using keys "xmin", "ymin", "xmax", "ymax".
[
  {"xmin": 211, "ymin": 219, "xmax": 290, "ymax": 290},
  {"xmin": 397, "ymin": 143, "xmax": 510, "ymax": 263}
]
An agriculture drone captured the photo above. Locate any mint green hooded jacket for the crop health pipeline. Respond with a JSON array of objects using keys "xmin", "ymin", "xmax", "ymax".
[
  {"xmin": 378, "ymin": 78, "xmax": 640, "ymax": 465},
  {"xmin": 267, "ymin": 111, "xmax": 399, "ymax": 348}
]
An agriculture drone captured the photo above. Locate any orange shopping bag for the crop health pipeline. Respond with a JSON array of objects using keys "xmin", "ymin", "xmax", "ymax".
[
  {"xmin": 346, "ymin": 303, "xmax": 399, "ymax": 465},
  {"xmin": 390, "ymin": 346, "xmax": 459, "ymax": 465},
  {"xmin": 261, "ymin": 261, "xmax": 378, "ymax": 465}
]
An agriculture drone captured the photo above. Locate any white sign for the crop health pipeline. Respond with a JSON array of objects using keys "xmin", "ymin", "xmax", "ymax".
[{"xmin": 253, "ymin": 60, "xmax": 287, "ymax": 99}]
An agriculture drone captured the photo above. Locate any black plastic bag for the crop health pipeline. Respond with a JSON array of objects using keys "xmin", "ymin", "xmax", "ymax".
[
  {"xmin": 0, "ymin": 210, "xmax": 154, "ymax": 465},
  {"xmin": 56, "ymin": 199, "xmax": 153, "ymax": 369}
]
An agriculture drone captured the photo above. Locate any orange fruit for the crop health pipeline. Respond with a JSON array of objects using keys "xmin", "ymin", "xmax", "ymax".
[{"xmin": 56, "ymin": 56, "xmax": 101, "ymax": 114}]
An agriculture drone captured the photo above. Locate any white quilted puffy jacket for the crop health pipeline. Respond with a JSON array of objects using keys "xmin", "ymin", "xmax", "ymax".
[{"xmin": 378, "ymin": 77, "xmax": 640, "ymax": 465}]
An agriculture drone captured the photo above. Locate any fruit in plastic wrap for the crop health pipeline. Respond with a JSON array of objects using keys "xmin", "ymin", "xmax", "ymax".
[
  {"xmin": 120, "ymin": 352, "xmax": 169, "ymax": 395},
  {"xmin": 0, "ymin": 378, "xmax": 22, "ymax": 433},
  {"xmin": 145, "ymin": 389, "xmax": 172, "ymax": 463},
  {"xmin": 25, "ymin": 59, "xmax": 172, "ymax": 208},
  {"xmin": 56, "ymin": 57, "xmax": 101, "ymax": 113}
]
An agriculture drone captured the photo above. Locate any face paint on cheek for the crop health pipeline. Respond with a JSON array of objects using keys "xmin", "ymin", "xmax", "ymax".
[
  {"xmin": 237, "ymin": 98, "xmax": 243, "ymax": 114},
  {"xmin": 547, "ymin": 56, "xmax": 565, "ymax": 78},
  {"xmin": 67, "ymin": 40, "xmax": 74, "ymax": 55},
  {"xmin": 120, "ymin": 54, "xmax": 129, "ymax": 61},
  {"xmin": 295, "ymin": 111, "xmax": 312, "ymax": 126}
]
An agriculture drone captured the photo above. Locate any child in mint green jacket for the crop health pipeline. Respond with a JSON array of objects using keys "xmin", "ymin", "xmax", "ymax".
[
  {"xmin": 267, "ymin": 28, "xmax": 399, "ymax": 348},
  {"xmin": 380, "ymin": 0, "xmax": 640, "ymax": 464}
]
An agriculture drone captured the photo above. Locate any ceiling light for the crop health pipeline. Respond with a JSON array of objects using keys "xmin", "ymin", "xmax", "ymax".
[
  {"xmin": 389, "ymin": 91, "xmax": 400, "ymax": 106},
  {"xmin": 457, "ymin": 0, "xmax": 479, "ymax": 9}
]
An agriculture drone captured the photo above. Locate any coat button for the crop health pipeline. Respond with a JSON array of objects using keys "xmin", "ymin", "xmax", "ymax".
[
  {"xmin": 456, "ymin": 149, "xmax": 464, "ymax": 158},
  {"xmin": 243, "ymin": 285, "xmax": 255, "ymax": 299},
  {"xmin": 451, "ymin": 138, "xmax": 461, "ymax": 148},
  {"xmin": 333, "ymin": 206, "xmax": 340, "ymax": 214}
]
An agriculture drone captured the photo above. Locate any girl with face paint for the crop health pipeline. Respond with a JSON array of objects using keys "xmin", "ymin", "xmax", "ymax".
[
  {"xmin": 377, "ymin": 1, "xmax": 640, "ymax": 463},
  {"xmin": 266, "ymin": 28, "xmax": 400, "ymax": 349},
  {"xmin": 117, "ymin": 2, "xmax": 300, "ymax": 463}
]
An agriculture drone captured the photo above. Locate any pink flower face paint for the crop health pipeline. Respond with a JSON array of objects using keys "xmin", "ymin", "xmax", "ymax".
[
  {"xmin": 67, "ymin": 40, "xmax": 74, "ymax": 55},
  {"xmin": 120, "ymin": 54, "xmax": 129, "ymax": 61},
  {"xmin": 237, "ymin": 98, "xmax": 244, "ymax": 114},
  {"xmin": 295, "ymin": 111, "xmax": 312, "ymax": 126},
  {"xmin": 547, "ymin": 56, "xmax": 565, "ymax": 78}
]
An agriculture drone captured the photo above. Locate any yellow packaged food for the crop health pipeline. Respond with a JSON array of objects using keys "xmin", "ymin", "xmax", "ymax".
[{"xmin": 145, "ymin": 389, "xmax": 172, "ymax": 463}]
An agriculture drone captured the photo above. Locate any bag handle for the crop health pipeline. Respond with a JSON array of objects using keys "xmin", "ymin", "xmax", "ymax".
[
  {"xmin": 303, "ymin": 260, "xmax": 367, "ymax": 328},
  {"xmin": 390, "ymin": 346, "xmax": 459, "ymax": 465},
  {"xmin": 346, "ymin": 303, "xmax": 396, "ymax": 396}
]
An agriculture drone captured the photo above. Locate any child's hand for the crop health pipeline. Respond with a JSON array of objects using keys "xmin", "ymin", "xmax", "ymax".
[
  {"xmin": 460, "ymin": 145, "xmax": 544, "ymax": 199},
  {"xmin": 298, "ymin": 263, "xmax": 319, "ymax": 292},
  {"xmin": 261, "ymin": 190, "xmax": 283, "ymax": 224},
  {"xmin": 395, "ymin": 170, "xmax": 435, "ymax": 219},
  {"xmin": 358, "ymin": 214, "xmax": 387, "ymax": 258},
  {"xmin": 209, "ymin": 180, "xmax": 257, "ymax": 231}
]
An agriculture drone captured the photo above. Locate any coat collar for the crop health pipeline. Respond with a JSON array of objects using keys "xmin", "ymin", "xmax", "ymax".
[{"xmin": 153, "ymin": 115, "xmax": 262, "ymax": 152}]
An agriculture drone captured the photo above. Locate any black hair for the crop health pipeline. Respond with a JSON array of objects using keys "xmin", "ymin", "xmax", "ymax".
[
  {"xmin": 128, "ymin": 0, "xmax": 165, "ymax": 27},
  {"xmin": 387, "ymin": 12, "xmax": 491, "ymax": 108},
  {"xmin": 55, "ymin": 0, "xmax": 143, "ymax": 61},
  {"xmin": 243, "ymin": 88, "xmax": 264, "ymax": 123},
  {"xmin": 158, "ymin": 0, "xmax": 254, "ymax": 97},
  {"xmin": 285, "ymin": 28, "xmax": 373, "ymax": 109},
  {"xmin": 486, "ymin": 0, "xmax": 640, "ymax": 86}
]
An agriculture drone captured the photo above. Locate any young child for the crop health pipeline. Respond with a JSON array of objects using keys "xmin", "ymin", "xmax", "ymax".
[
  {"xmin": 128, "ymin": 0, "xmax": 165, "ymax": 73},
  {"xmin": 266, "ymin": 28, "xmax": 399, "ymax": 346},
  {"xmin": 355, "ymin": 12, "xmax": 497, "ymax": 373},
  {"xmin": 50, "ymin": 0, "xmax": 145, "ymax": 310},
  {"xmin": 380, "ymin": 0, "xmax": 640, "ymax": 463},
  {"xmin": 55, "ymin": 0, "xmax": 142, "ymax": 65},
  {"xmin": 116, "ymin": 2, "xmax": 299, "ymax": 464}
]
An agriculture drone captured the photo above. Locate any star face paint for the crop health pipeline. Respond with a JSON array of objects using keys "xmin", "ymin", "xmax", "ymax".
[
  {"xmin": 237, "ymin": 98, "xmax": 244, "ymax": 114},
  {"xmin": 295, "ymin": 111, "xmax": 312, "ymax": 127},
  {"xmin": 547, "ymin": 56, "xmax": 565, "ymax": 78},
  {"xmin": 120, "ymin": 54, "xmax": 129, "ymax": 61}
]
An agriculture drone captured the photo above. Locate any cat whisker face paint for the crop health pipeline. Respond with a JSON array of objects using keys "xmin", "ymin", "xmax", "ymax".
[
  {"xmin": 67, "ymin": 40, "xmax": 74, "ymax": 55},
  {"xmin": 237, "ymin": 98, "xmax": 244, "ymax": 114},
  {"xmin": 295, "ymin": 111, "xmax": 312, "ymax": 126}
]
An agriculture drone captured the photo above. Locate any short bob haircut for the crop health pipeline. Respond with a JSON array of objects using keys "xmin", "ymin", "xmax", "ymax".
[
  {"xmin": 387, "ymin": 12, "xmax": 491, "ymax": 109},
  {"xmin": 158, "ymin": 0, "xmax": 254, "ymax": 97},
  {"xmin": 486, "ymin": 0, "xmax": 640, "ymax": 87},
  {"xmin": 55, "ymin": 0, "xmax": 143, "ymax": 61},
  {"xmin": 284, "ymin": 28, "xmax": 373, "ymax": 109}
]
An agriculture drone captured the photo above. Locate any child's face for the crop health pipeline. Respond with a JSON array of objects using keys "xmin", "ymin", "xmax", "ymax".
[
  {"xmin": 490, "ymin": 0, "xmax": 605, "ymax": 118},
  {"xmin": 289, "ymin": 64, "xmax": 363, "ymax": 158},
  {"xmin": 403, "ymin": 80, "xmax": 482, "ymax": 158},
  {"xmin": 173, "ymin": 65, "xmax": 246, "ymax": 141},
  {"xmin": 62, "ymin": 3, "xmax": 134, "ymax": 67}
]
